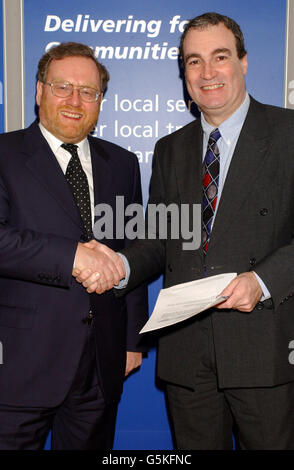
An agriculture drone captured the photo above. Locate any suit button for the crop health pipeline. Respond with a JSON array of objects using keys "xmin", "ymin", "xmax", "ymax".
[
  {"xmin": 168, "ymin": 264, "xmax": 173, "ymax": 272},
  {"xmin": 260, "ymin": 208, "xmax": 268, "ymax": 216},
  {"xmin": 249, "ymin": 257, "xmax": 256, "ymax": 266},
  {"xmin": 256, "ymin": 302, "xmax": 264, "ymax": 310}
]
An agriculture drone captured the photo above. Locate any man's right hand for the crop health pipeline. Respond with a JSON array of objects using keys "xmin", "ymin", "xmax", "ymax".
[{"xmin": 73, "ymin": 240, "xmax": 126, "ymax": 294}]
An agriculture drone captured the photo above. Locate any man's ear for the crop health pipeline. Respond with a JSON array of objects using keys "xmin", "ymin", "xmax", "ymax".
[
  {"xmin": 241, "ymin": 54, "xmax": 248, "ymax": 76},
  {"xmin": 36, "ymin": 80, "xmax": 43, "ymax": 107}
]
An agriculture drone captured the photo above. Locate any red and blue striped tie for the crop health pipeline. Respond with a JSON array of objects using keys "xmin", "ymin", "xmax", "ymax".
[{"xmin": 202, "ymin": 128, "xmax": 221, "ymax": 253}]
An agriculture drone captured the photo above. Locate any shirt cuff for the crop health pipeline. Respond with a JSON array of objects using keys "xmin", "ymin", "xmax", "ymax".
[
  {"xmin": 114, "ymin": 253, "xmax": 130, "ymax": 289},
  {"xmin": 253, "ymin": 271, "xmax": 271, "ymax": 301}
]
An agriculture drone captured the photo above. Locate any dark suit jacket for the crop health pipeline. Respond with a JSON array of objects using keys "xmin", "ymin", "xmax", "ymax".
[
  {"xmin": 0, "ymin": 121, "xmax": 148, "ymax": 407},
  {"xmin": 122, "ymin": 97, "xmax": 294, "ymax": 389}
]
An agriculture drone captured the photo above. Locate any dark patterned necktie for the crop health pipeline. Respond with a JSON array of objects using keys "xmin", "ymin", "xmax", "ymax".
[
  {"xmin": 202, "ymin": 128, "xmax": 221, "ymax": 253},
  {"xmin": 62, "ymin": 143, "xmax": 92, "ymax": 240}
]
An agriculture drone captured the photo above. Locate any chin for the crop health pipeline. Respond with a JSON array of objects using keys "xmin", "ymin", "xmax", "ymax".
[
  {"xmin": 204, "ymin": 98, "xmax": 225, "ymax": 107},
  {"xmin": 60, "ymin": 125, "xmax": 82, "ymax": 138}
]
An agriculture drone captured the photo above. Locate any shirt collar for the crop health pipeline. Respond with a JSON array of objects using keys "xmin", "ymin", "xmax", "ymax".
[
  {"xmin": 201, "ymin": 92, "xmax": 250, "ymax": 146},
  {"xmin": 38, "ymin": 122, "xmax": 90, "ymax": 159}
]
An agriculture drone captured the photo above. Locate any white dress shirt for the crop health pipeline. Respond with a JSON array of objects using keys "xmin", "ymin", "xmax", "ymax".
[
  {"xmin": 38, "ymin": 122, "xmax": 95, "ymax": 227},
  {"xmin": 201, "ymin": 92, "xmax": 250, "ymax": 216}
]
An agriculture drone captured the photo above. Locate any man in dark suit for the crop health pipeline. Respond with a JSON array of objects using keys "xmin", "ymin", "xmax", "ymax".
[
  {"xmin": 77, "ymin": 13, "xmax": 294, "ymax": 449},
  {"xmin": 0, "ymin": 42, "xmax": 147, "ymax": 450}
]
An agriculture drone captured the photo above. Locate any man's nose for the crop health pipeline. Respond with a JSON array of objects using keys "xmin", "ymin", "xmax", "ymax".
[
  {"xmin": 201, "ymin": 62, "xmax": 215, "ymax": 80},
  {"xmin": 66, "ymin": 88, "xmax": 82, "ymax": 106}
]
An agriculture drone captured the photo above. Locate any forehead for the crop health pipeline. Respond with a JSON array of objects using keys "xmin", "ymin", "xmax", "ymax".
[
  {"xmin": 46, "ymin": 56, "xmax": 100, "ymax": 86},
  {"xmin": 183, "ymin": 23, "xmax": 238, "ymax": 58}
]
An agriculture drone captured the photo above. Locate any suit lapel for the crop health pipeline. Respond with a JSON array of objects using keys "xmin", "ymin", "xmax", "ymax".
[
  {"xmin": 173, "ymin": 120, "xmax": 203, "ymax": 266},
  {"xmin": 174, "ymin": 119, "xmax": 203, "ymax": 207},
  {"xmin": 88, "ymin": 136, "xmax": 113, "ymax": 210},
  {"xmin": 24, "ymin": 122, "xmax": 84, "ymax": 230},
  {"xmin": 209, "ymin": 98, "xmax": 271, "ymax": 248}
]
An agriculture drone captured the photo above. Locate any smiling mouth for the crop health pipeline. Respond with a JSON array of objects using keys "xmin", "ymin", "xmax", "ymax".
[
  {"xmin": 201, "ymin": 84, "xmax": 224, "ymax": 90},
  {"xmin": 60, "ymin": 111, "xmax": 82, "ymax": 119}
]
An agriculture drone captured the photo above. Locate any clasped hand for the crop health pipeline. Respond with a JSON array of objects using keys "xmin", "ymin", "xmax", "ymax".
[
  {"xmin": 73, "ymin": 242, "xmax": 263, "ymax": 312},
  {"xmin": 72, "ymin": 240, "xmax": 125, "ymax": 294}
]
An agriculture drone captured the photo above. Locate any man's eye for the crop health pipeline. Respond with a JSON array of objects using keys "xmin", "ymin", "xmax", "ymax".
[
  {"xmin": 56, "ymin": 84, "xmax": 69, "ymax": 90},
  {"xmin": 187, "ymin": 58, "xmax": 199, "ymax": 66},
  {"xmin": 216, "ymin": 55, "xmax": 227, "ymax": 61},
  {"xmin": 81, "ymin": 89, "xmax": 96, "ymax": 100}
]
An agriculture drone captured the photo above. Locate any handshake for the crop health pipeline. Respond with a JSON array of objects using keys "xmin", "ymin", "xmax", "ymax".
[{"xmin": 72, "ymin": 239, "xmax": 126, "ymax": 294}]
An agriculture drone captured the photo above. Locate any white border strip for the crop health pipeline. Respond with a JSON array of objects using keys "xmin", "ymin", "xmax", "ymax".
[
  {"xmin": 284, "ymin": 0, "xmax": 290, "ymax": 108},
  {"xmin": 20, "ymin": 0, "xmax": 25, "ymax": 129},
  {"xmin": 3, "ymin": 0, "xmax": 25, "ymax": 131}
]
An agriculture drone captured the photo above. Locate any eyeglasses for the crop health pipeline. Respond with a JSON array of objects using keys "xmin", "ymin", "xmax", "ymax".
[{"xmin": 42, "ymin": 81, "xmax": 101, "ymax": 103}]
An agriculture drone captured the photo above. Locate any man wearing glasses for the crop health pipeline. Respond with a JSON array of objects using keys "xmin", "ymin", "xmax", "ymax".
[{"xmin": 0, "ymin": 42, "xmax": 147, "ymax": 449}]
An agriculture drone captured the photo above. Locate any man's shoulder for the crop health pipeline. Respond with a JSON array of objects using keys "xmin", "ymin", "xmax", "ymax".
[
  {"xmin": 0, "ymin": 121, "xmax": 40, "ymax": 147},
  {"xmin": 155, "ymin": 119, "xmax": 199, "ymax": 148},
  {"xmin": 0, "ymin": 126, "xmax": 26, "ymax": 145},
  {"xmin": 250, "ymin": 96, "xmax": 294, "ymax": 125},
  {"xmin": 88, "ymin": 134, "xmax": 138, "ymax": 165}
]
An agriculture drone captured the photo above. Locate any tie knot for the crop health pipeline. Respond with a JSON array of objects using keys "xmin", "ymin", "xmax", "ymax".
[
  {"xmin": 209, "ymin": 128, "xmax": 221, "ymax": 144},
  {"xmin": 61, "ymin": 143, "xmax": 79, "ymax": 157}
]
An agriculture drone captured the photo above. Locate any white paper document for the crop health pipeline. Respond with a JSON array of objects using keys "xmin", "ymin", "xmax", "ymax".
[{"xmin": 140, "ymin": 272, "xmax": 237, "ymax": 334}]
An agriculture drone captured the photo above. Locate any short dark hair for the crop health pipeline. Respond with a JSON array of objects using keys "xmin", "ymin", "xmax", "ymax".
[
  {"xmin": 37, "ymin": 42, "xmax": 109, "ymax": 92},
  {"xmin": 180, "ymin": 12, "xmax": 247, "ymax": 65}
]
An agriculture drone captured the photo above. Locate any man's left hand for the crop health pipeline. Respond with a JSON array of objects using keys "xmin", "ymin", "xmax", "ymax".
[
  {"xmin": 216, "ymin": 272, "xmax": 262, "ymax": 312},
  {"xmin": 125, "ymin": 351, "xmax": 142, "ymax": 376}
]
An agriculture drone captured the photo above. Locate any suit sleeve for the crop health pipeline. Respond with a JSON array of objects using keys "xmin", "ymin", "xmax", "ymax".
[
  {"xmin": 0, "ymin": 171, "xmax": 77, "ymax": 287},
  {"xmin": 121, "ymin": 143, "xmax": 166, "ymax": 295},
  {"xmin": 254, "ymin": 243, "xmax": 294, "ymax": 308},
  {"xmin": 251, "ymin": 111, "xmax": 294, "ymax": 308},
  {"xmin": 124, "ymin": 156, "xmax": 149, "ymax": 351}
]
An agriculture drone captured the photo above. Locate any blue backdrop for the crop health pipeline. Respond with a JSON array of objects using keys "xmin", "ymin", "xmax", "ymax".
[{"xmin": 22, "ymin": 0, "xmax": 286, "ymax": 450}]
